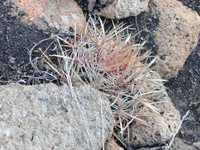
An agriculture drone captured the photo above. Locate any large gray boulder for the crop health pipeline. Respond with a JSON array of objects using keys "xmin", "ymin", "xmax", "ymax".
[{"xmin": 0, "ymin": 83, "xmax": 114, "ymax": 150}]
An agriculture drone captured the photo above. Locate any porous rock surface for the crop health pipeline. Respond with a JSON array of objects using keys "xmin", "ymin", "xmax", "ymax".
[
  {"xmin": 137, "ymin": 137, "xmax": 196, "ymax": 150},
  {"xmin": 129, "ymin": 72, "xmax": 181, "ymax": 148},
  {"xmin": 8, "ymin": 0, "xmax": 85, "ymax": 33},
  {"xmin": 152, "ymin": 0, "xmax": 200, "ymax": 79},
  {"xmin": 0, "ymin": 83, "xmax": 114, "ymax": 150},
  {"xmin": 98, "ymin": 0, "xmax": 149, "ymax": 19},
  {"xmin": 130, "ymin": 102, "xmax": 181, "ymax": 147}
]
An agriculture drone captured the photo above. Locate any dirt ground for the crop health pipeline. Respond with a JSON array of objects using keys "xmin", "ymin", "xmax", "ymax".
[
  {"xmin": 0, "ymin": 0, "xmax": 53, "ymax": 84},
  {"xmin": 0, "ymin": 0, "xmax": 200, "ymax": 149}
]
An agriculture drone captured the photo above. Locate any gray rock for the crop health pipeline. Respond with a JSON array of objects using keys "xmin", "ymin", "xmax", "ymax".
[
  {"xmin": 97, "ymin": 0, "xmax": 114, "ymax": 5},
  {"xmin": 88, "ymin": 0, "xmax": 114, "ymax": 12},
  {"xmin": 169, "ymin": 137, "xmax": 196, "ymax": 150},
  {"xmin": 98, "ymin": 0, "xmax": 149, "ymax": 19},
  {"xmin": 87, "ymin": 0, "xmax": 96, "ymax": 12},
  {"xmin": 0, "ymin": 83, "xmax": 114, "ymax": 150}
]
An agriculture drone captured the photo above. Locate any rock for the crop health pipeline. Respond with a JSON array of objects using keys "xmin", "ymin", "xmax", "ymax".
[
  {"xmin": 152, "ymin": 0, "xmax": 200, "ymax": 79},
  {"xmin": 169, "ymin": 137, "xmax": 196, "ymax": 150},
  {"xmin": 128, "ymin": 72, "xmax": 181, "ymax": 148},
  {"xmin": 138, "ymin": 137, "xmax": 196, "ymax": 150},
  {"xmin": 98, "ymin": 0, "xmax": 149, "ymax": 19},
  {"xmin": 0, "ymin": 83, "xmax": 114, "ymax": 150},
  {"xmin": 105, "ymin": 139, "xmax": 124, "ymax": 150},
  {"xmin": 194, "ymin": 141, "xmax": 200, "ymax": 150},
  {"xmin": 8, "ymin": 0, "xmax": 85, "ymax": 33},
  {"xmin": 98, "ymin": 0, "xmax": 114, "ymax": 5},
  {"xmin": 129, "ymin": 99, "xmax": 181, "ymax": 147},
  {"xmin": 87, "ymin": 0, "xmax": 96, "ymax": 12},
  {"xmin": 87, "ymin": 0, "xmax": 114, "ymax": 12}
]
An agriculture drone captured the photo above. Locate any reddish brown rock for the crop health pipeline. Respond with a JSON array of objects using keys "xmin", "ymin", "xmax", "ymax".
[
  {"xmin": 8, "ymin": 0, "xmax": 85, "ymax": 33},
  {"xmin": 152, "ymin": 0, "xmax": 200, "ymax": 79},
  {"xmin": 105, "ymin": 139, "xmax": 124, "ymax": 150},
  {"xmin": 128, "ymin": 72, "xmax": 181, "ymax": 147}
]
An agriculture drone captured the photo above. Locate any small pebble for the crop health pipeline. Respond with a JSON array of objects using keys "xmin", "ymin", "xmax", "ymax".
[{"xmin": 18, "ymin": 11, "xmax": 26, "ymax": 17}]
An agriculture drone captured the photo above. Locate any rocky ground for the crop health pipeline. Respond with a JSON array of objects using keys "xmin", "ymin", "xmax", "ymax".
[{"xmin": 0, "ymin": 0, "xmax": 200, "ymax": 150}]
